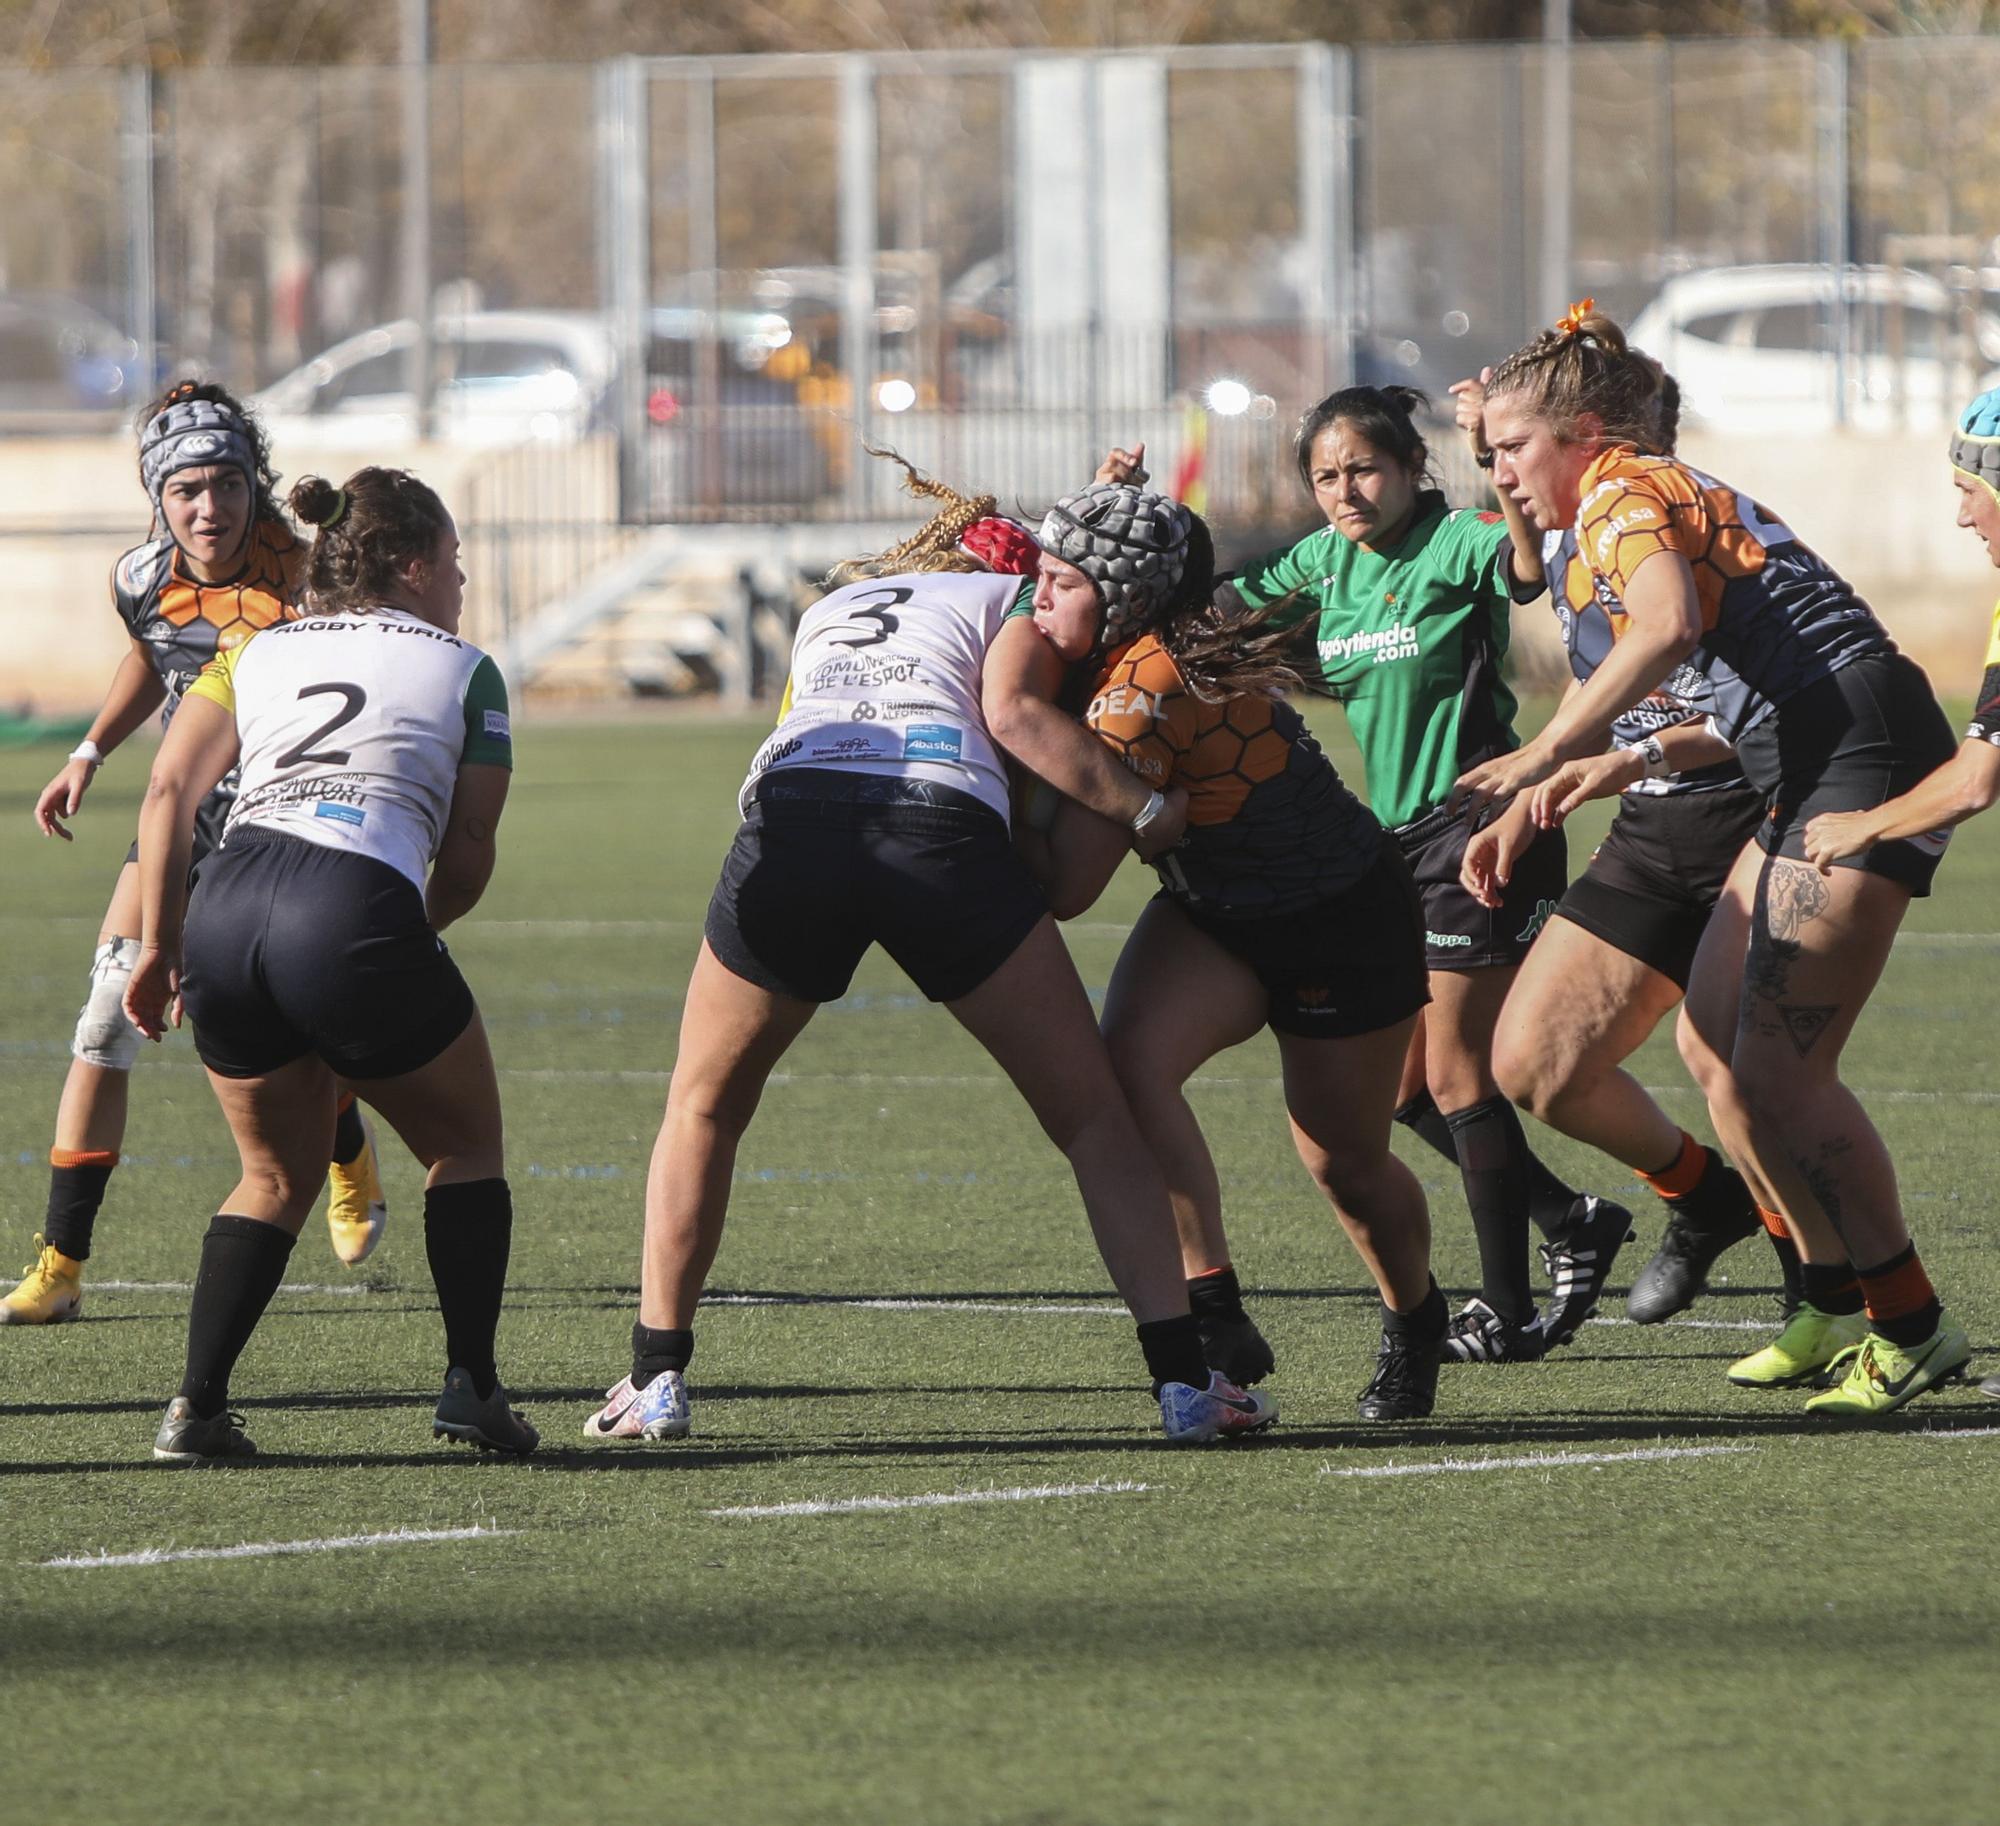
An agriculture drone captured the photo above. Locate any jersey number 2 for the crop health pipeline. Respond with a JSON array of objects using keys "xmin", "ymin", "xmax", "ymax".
[{"xmin": 276, "ymin": 682, "xmax": 367, "ymax": 768}]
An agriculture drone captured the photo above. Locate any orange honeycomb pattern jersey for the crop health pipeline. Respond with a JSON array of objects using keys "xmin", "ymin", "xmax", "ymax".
[
  {"xmin": 114, "ymin": 517, "xmax": 306, "ymax": 726},
  {"xmin": 1084, "ymin": 634, "xmax": 1382, "ymax": 914},
  {"xmin": 1569, "ymin": 447, "xmax": 1888, "ymax": 742}
]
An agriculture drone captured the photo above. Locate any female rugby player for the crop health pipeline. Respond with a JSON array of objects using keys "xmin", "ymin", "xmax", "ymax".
[
  {"xmin": 1220, "ymin": 385, "xmax": 1631, "ymax": 1366},
  {"xmin": 1025, "ymin": 480, "xmax": 1444, "ymax": 1419},
  {"xmin": 125, "ymin": 466, "xmax": 533, "ymax": 1460},
  {"xmin": 585, "ymin": 470, "xmax": 1276, "ymax": 1447},
  {"xmin": 1454, "ymin": 369, "xmax": 1795, "ymax": 1336},
  {"xmin": 4, "ymin": 383, "xmax": 386, "ymax": 1329},
  {"xmin": 1457, "ymin": 309, "xmax": 1969, "ymax": 1415}
]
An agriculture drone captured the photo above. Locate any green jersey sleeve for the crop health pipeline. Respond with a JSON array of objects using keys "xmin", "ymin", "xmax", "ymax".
[
  {"xmin": 1224, "ymin": 531, "xmax": 1328, "ymax": 629},
  {"xmin": 460, "ymin": 654, "xmax": 514, "ymax": 769},
  {"xmin": 1002, "ymin": 580, "xmax": 1036, "ymax": 619},
  {"xmin": 1437, "ymin": 509, "xmax": 1515, "ymax": 604}
]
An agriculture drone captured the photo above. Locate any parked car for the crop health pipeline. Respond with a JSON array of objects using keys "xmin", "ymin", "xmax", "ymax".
[
  {"xmin": 0, "ymin": 292, "xmax": 148, "ymax": 421},
  {"xmin": 1628, "ymin": 265, "xmax": 2000, "ymax": 433},
  {"xmin": 251, "ymin": 310, "xmax": 614, "ymax": 447}
]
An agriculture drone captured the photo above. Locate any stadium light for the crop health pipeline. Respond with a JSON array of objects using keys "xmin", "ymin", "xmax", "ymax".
[
  {"xmin": 876, "ymin": 378, "xmax": 917, "ymax": 413},
  {"xmin": 1205, "ymin": 378, "xmax": 1252, "ymax": 417}
]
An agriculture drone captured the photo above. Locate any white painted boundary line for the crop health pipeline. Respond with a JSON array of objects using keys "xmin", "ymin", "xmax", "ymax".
[
  {"xmin": 1907, "ymin": 1427, "xmax": 2000, "ymax": 1442},
  {"xmin": 706, "ymin": 1294, "xmax": 1122, "ymax": 1317},
  {"xmin": 1589, "ymin": 1315, "xmax": 1771, "ymax": 1333},
  {"xmin": 708, "ymin": 1480, "xmax": 1149, "ymax": 1519},
  {"xmin": 1324, "ymin": 1445, "xmax": 1754, "ymax": 1479},
  {"xmin": 44, "ymin": 1524, "xmax": 518, "ymax": 1570},
  {"xmin": 93, "ymin": 1279, "xmax": 371, "ymax": 1296}
]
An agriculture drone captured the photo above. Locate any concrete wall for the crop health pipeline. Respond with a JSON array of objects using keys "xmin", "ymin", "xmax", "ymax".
[{"xmin": 4, "ymin": 427, "xmax": 1994, "ymax": 717}]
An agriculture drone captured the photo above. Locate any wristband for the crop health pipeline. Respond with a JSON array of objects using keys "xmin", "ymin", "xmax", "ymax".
[
  {"xmin": 1130, "ymin": 789, "xmax": 1168, "ymax": 834},
  {"xmin": 69, "ymin": 740, "xmax": 104, "ymax": 767},
  {"xmin": 1623, "ymin": 735, "xmax": 1671, "ymax": 780}
]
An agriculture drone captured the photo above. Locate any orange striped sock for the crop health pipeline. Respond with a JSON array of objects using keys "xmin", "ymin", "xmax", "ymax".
[
  {"xmin": 50, "ymin": 1147, "xmax": 118, "ymax": 1170},
  {"xmin": 1638, "ymin": 1130, "xmax": 1707, "ymax": 1200},
  {"xmin": 1756, "ymin": 1205, "xmax": 1790, "ymax": 1242},
  {"xmin": 1856, "ymin": 1242, "xmax": 1942, "ymax": 1346}
]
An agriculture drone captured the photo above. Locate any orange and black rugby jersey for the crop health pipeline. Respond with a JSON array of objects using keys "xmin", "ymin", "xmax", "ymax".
[
  {"xmin": 113, "ymin": 518, "xmax": 306, "ymax": 728},
  {"xmin": 1567, "ymin": 448, "xmax": 1888, "ymax": 743},
  {"xmin": 1084, "ymin": 634, "xmax": 1382, "ymax": 915}
]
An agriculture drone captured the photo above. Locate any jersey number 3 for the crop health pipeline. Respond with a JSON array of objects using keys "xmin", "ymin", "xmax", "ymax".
[
  {"xmin": 276, "ymin": 682, "xmax": 368, "ymax": 768},
  {"xmin": 829, "ymin": 586, "xmax": 912, "ymax": 649}
]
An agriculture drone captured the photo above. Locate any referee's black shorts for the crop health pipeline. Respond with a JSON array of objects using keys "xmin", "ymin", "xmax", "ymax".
[
  {"xmin": 704, "ymin": 769, "xmax": 1048, "ymax": 1005},
  {"xmin": 180, "ymin": 828, "xmax": 475, "ymax": 1080}
]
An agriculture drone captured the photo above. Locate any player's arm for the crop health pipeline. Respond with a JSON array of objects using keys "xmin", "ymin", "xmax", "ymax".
[
  {"xmin": 428, "ymin": 763, "xmax": 512, "ymax": 931},
  {"xmin": 124, "ymin": 693, "xmax": 240, "ymax": 1041},
  {"xmin": 982, "ymin": 617, "xmax": 1183, "ymax": 858},
  {"xmin": 36, "ymin": 639, "xmax": 168, "ymax": 840},
  {"xmin": 1038, "ymin": 798, "xmax": 1139, "ymax": 920},
  {"xmin": 1804, "ymin": 738, "xmax": 2000, "ymax": 870},
  {"xmin": 1453, "ymin": 549, "xmax": 1701, "ymax": 815},
  {"xmin": 1451, "ymin": 367, "xmax": 1542, "ymax": 592}
]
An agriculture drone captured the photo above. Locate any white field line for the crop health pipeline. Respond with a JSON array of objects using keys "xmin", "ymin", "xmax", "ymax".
[
  {"xmin": 707, "ymin": 1480, "xmax": 1149, "ymax": 1519},
  {"xmin": 92, "ymin": 1279, "xmax": 370, "ymax": 1296},
  {"xmin": 1588, "ymin": 1315, "xmax": 1772, "ymax": 1332},
  {"xmin": 1323, "ymin": 1445, "xmax": 1754, "ymax": 1479},
  {"xmin": 705, "ymin": 1293, "xmax": 1122, "ymax": 1316},
  {"xmin": 1906, "ymin": 1427, "xmax": 2000, "ymax": 1442},
  {"xmin": 43, "ymin": 1524, "xmax": 518, "ymax": 1570}
]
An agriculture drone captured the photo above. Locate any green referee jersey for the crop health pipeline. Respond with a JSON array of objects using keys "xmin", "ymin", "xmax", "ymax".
[{"xmin": 1227, "ymin": 492, "xmax": 1521, "ymax": 829}]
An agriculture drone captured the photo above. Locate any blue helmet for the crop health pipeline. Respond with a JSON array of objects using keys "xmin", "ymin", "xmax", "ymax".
[{"xmin": 1950, "ymin": 386, "xmax": 2000, "ymax": 500}]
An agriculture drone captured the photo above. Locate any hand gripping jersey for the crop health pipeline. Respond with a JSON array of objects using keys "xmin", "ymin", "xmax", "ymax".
[
  {"xmin": 1541, "ymin": 528, "xmax": 1748, "ymax": 798},
  {"xmin": 1083, "ymin": 634, "xmax": 1383, "ymax": 915},
  {"xmin": 743, "ymin": 570, "xmax": 1029, "ymax": 821},
  {"xmin": 185, "ymin": 608, "xmax": 513, "ymax": 892},
  {"xmin": 115, "ymin": 519, "xmax": 305, "ymax": 720},
  {"xmin": 1568, "ymin": 448, "xmax": 1890, "ymax": 743},
  {"xmin": 1224, "ymin": 495, "xmax": 1521, "ymax": 829}
]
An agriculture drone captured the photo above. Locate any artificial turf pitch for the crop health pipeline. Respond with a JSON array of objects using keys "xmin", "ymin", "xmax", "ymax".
[{"xmin": 2, "ymin": 710, "xmax": 1997, "ymax": 1826}]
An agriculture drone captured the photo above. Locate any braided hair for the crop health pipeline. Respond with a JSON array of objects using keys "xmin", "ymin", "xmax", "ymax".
[
  {"xmin": 1483, "ymin": 310, "xmax": 1668, "ymax": 450},
  {"xmin": 826, "ymin": 447, "xmax": 998, "ymax": 587}
]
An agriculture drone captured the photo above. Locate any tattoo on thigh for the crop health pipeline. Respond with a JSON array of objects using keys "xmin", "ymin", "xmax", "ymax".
[
  {"xmin": 1778, "ymin": 1003, "xmax": 1839, "ymax": 1057},
  {"xmin": 1745, "ymin": 860, "xmax": 1830, "ymax": 1005}
]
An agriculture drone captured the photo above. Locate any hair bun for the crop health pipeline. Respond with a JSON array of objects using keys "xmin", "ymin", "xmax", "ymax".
[{"xmin": 288, "ymin": 474, "xmax": 345, "ymax": 527}]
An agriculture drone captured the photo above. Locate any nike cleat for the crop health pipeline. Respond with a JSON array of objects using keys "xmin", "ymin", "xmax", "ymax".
[
  {"xmin": 433, "ymin": 1368, "xmax": 538, "ymax": 1456},
  {"xmin": 1726, "ymin": 1303, "xmax": 1870, "ymax": 1389},
  {"xmin": 0, "ymin": 1235, "xmax": 84, "ymax": 1325},
  {"xmin": 1804, "ymin": 1325, "xmax": 1972, "ymax": 1418},
  {"xmin": 1196, "ymin": 1310, "xmax": 1276, "ymax": 1387},
  {"xmin": 153, "ymin": 1397, "xmax": 257, "ymax": 1464},
  {"xmin": 1626, "ymin": 1203, "xmax": 1761, "ymax": 1325},
  {"xmin": 1539, "ymin": 1196, "xmax": 1636, "ymax": 1348},
  {"xmin": 1356, "ymin": 1326, "xmax": 1440, "ymax": 1421},
  {"xmin": 583, "ymin": 1371, "xmax": 691, "ymax": 1441},
  {"xmin": 1158, "ymin": 1372, "xmax": 1278, "ymax": 1444},
  {"xmin": 1440, "ymin": 1297, "xmax": 1546, "ymax": 1364},
  {"xmin": 325, "ymin": 1112, "xmax": 388, "ymax": 1266}
]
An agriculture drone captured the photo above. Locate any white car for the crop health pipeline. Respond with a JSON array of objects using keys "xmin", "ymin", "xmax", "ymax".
[
  {"xmin": 1628, "ymin": 265, "xmax": 2000, "ymax": 433},
  {"xmin": 252, "ymin": 311, "xmax": 613, "ymax": 447}
]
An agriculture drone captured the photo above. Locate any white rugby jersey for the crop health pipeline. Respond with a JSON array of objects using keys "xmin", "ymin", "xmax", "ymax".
[
  {"xmin": 741, "ymin": 569, "xmax": 1031, "ymax": 821},
  {"xmin": 185, "ymin": 606, "xmax": 513, "ymax": 891}
]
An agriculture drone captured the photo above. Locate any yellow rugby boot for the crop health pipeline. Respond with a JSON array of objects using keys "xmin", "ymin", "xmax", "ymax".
[
  {"xmin": 1805, "ymin": 1324, "xmax": 1972, "ymax": 1418},
  {"xmin": 0, "ymin": 1234, "xmax": 84, "ymax": 1325},
  {"xmin": 1726, "ymin": 1303, "xmax": 1868, "ymax": 1389},
  {"xmin": 325, "ymin": 1112, "xmax": 388, "ymax": 1266}
]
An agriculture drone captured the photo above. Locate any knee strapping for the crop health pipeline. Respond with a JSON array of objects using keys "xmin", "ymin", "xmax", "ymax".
[{"xmin": 72, "ymin": 937, "xmax": 143, "ymax": 1071}]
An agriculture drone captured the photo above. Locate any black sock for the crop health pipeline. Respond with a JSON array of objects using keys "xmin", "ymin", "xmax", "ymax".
[
  {"xmin": 1187, "ymin": 1265, "xmax": 1248, "ymax": 1324},
  {"xmin": 423, "ymin": 1179, "xmax": 512, "ymax": 1400},
  {"xmin": 1393, "ymin": 1090, "xmax": 1459, "ymax": 1168},
  {"xmin": 630, "ymin": 1322, "xmax": 693, "ymax": 1389},
  {"xmin": 1800, "ymin": 1260, "xmax": 1864, "ymax": 1316},
  {"xmin": 1767, "ymin": 1229, "xmax": 1805, "ymax": 1312},
  {"xmin": 1444, "ymin": 1095, "xmax": 1535, "ymax": 1324},
  {"xmin": 331, "ymin": 1097, "xmax": 367, "ymax": 1167},
  {"xmin": 1382, "ymin": 1276, "xmax": 1447, "ymax": 1342},
  {"xmin": 1491, "ymin": 1099, "xmax": 1580, "ymax": 1240},
  {"xmin": 1667, "ymin": 1149, "xmax": 1760, "ymax": 1239},
  {"xmin": 178, "ymin": 1215, "xmax": 296, "ymax": 1417},
  {"xmin": 1137, "ymin": 1313, "xmax": 1210, "ymax": 1392},
  {"xmin": 44, "ymin": 1161, "xmax": 115, "ymax": 1262}
]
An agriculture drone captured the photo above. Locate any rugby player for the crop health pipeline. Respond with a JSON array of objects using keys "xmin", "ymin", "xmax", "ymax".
[{"xmin": 125, "ymin": 466, "xmax": 533, "ymax": 1460}]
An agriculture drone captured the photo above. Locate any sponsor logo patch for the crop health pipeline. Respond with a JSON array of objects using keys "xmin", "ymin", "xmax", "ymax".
[
  {"xmin": 315, "ymin": 802, "xmax": 366, "ymax": 827},
  {"xmin": 483, "ymin": 709, "xmax": 511, "ymax": 739},
  {"xmin": 903, "ymin": 723, "xmax": 964, "ymax": 761},
  {"xmin": 1426, "ymin": 930, "xmax": 1474, "ymax": 949}
]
